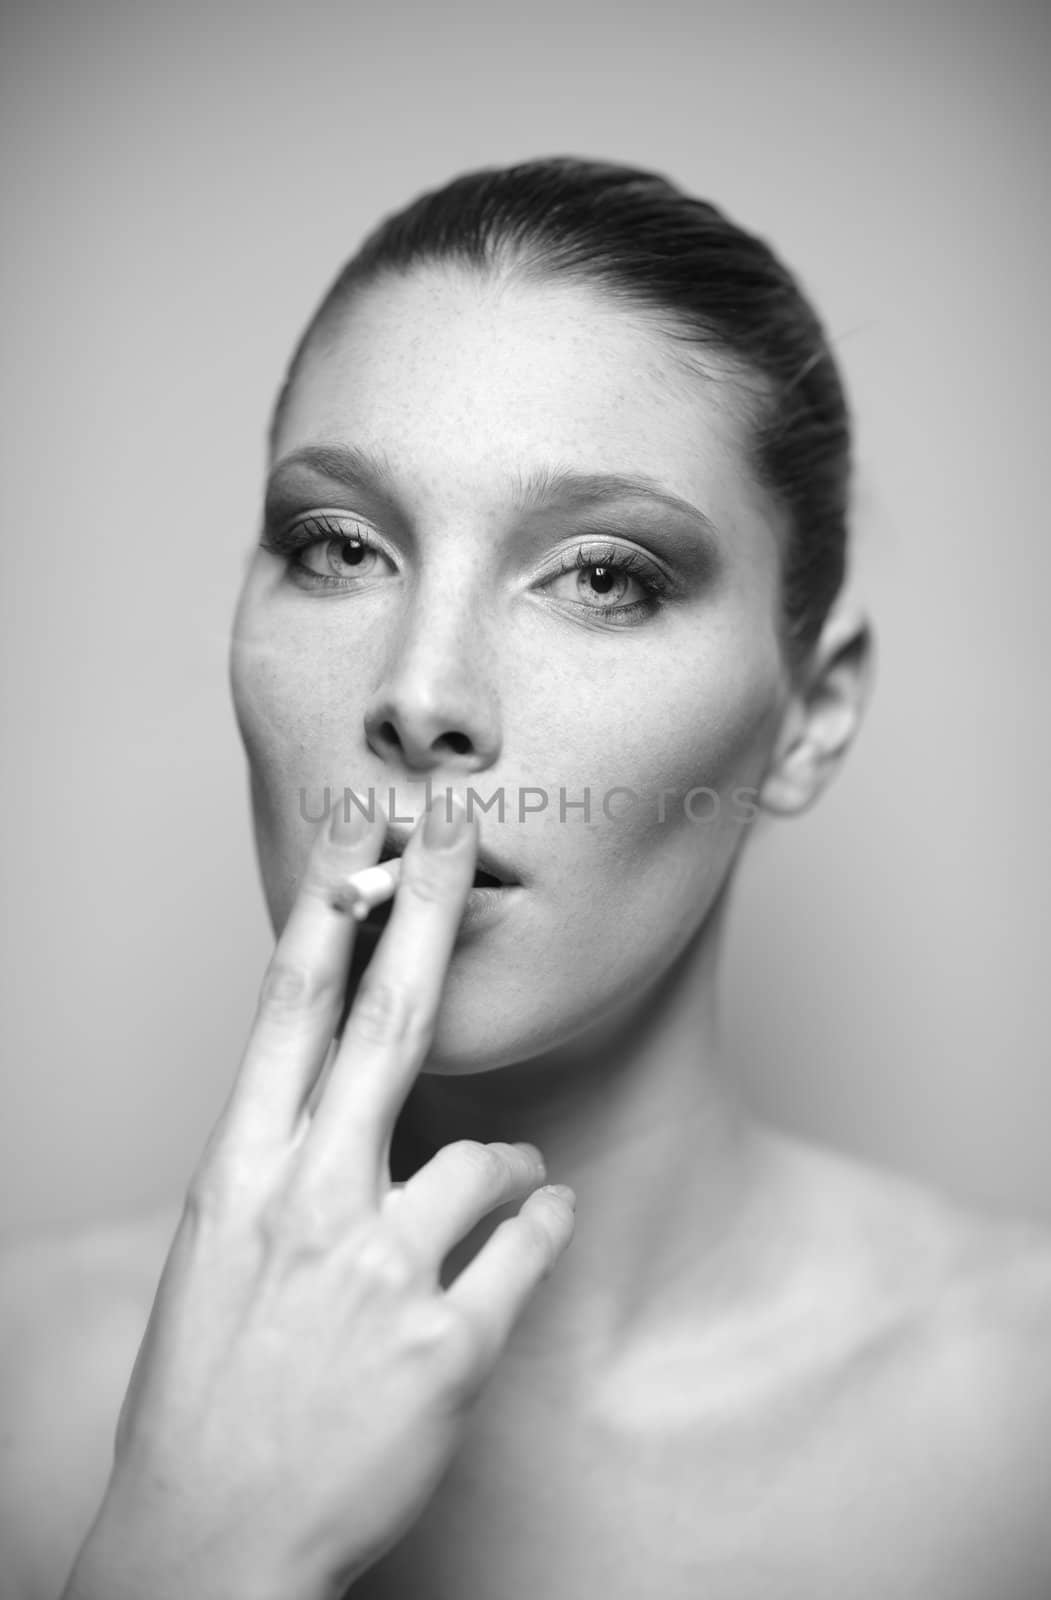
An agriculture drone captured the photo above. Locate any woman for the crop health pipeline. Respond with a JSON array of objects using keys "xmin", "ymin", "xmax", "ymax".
[{"xmin": 3, "ymin": 156, "xmax": 1050, "ymax": 1600}]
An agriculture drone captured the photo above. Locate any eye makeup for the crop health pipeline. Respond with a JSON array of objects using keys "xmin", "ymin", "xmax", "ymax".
[{"xmin": 259, "ymin": 459, "xmax": 725, "ymax": 627}]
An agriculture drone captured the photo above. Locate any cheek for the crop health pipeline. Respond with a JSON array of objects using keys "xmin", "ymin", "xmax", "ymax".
[
  {"xmin": 634, "ymin": 659, "xmax": 780, "ymax": 820},
  {"xmin": 430, "ymin": 659, "xmax": 775, "ymax": 1071},
  {"xmin": 507, "ymin": 642, "xmax": 784, "ymax": 1010},
  {"xmin": 230, "ymin": 604, "xmax": 354, "ymax": 926},
  {"xmin": 553, "ymin": 633, "xmax": 784, "ymax": 882}
]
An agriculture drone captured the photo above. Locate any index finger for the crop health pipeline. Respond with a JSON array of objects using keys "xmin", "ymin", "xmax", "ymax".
[
  {"xmin": 304, "ymin": 795, "xmax": 478, "ymax": 1197},
  {"xmin": 213, "ymin": 795, "xmax": 390, "ymax": 1157}
]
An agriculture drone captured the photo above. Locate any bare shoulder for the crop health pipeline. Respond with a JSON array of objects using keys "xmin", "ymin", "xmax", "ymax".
[
  {"xmin": 795, "ymin": 1138, "xmax": 1051, "ymax": 1393},
  {"xmin": 893, "ymin": 1180, "xmax": 1051, "ymax": 1592},
  {"xmin": 0, "ymin": 1205, "xmax": 181, "ymax": 1600},
  {"xmin": 848, "ymin": 1152, "xmax": 1051, "ymax": 1364},
  {"xmin": 909, "ymin": 1185, "xmax": 1051, "ymax": 1460},
  {"xmin": 791, "ymin": 1139, "xmax": 1051, "ymax": 1587}
]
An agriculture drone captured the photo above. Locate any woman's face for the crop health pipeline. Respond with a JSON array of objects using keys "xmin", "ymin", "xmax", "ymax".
[{"xmin": 231, "ymin": 268, "xmax": 792, "ymax": 1072}]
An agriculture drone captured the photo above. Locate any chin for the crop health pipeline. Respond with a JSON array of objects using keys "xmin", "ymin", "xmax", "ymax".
[
  {"xmin": 421, "ymin": 974, "xmax": 600, "ymax": 1077},
  {"xmin": 420, "ymin": 1001, "xmax": 564, "ymax": 1077}
]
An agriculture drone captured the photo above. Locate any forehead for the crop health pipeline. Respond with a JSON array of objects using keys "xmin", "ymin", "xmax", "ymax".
[{"xmin": 274, "ymin": 268, "xmax": 782, "ymax": 555}]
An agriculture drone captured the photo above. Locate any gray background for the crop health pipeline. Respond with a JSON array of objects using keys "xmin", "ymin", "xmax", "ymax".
[{"xmin": 1, "ymin": 0, "xmax": 1048, "ymax": 1231}]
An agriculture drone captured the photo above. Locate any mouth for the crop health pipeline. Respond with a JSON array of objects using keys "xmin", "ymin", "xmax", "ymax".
[
  {"xmin": 380, "ymin": 827, "xmax": 519, "ymax": 890},
  {"xmin": 346, "ymin": 825, "xmax": 518, "ymax": 946}
]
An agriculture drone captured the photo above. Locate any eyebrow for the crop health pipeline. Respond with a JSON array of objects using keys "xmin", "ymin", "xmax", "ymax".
[{"xmin": 265, "ymin": 443, "xmax": 722, "ymax": 541}]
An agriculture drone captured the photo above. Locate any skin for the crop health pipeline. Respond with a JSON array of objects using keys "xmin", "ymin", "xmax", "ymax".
[
  {"xmin": 2, "ymin": 266, "xmax": 1051, "ymax": 1600},
  {"xmin": 230, "ymin": 264, "xmax": 873, "ymax": 1360}
]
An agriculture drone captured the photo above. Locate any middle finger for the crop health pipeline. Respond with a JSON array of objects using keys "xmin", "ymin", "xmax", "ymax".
[
  {"xmin": 218, "ymin": 797, "xmax": 390, "ymax": 1154},
  {"xmin": 304, "ymin": 795, "xmax": 477, "ymax": 1198}
]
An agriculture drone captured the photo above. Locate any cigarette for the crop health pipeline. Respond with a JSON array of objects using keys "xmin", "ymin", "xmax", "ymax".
[{"xmin": 330, "ymin": 856, "xmax": 403, "ymax": 920}]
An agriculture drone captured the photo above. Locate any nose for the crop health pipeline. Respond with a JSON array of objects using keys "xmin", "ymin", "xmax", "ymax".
[{"xmin": 362, "ymin": 579, "xmax": 502, "ymax": 776}]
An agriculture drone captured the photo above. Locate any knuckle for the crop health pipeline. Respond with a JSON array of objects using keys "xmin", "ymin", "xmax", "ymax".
[
  {"xmin": 449, "ymin": 1139, "xmax": 511, "ymax": 1192},
  {"xmin": 413, "ymin": 1300, "xmax": 485, "ymax": 1397},
  {"xmin": 258, "ymin": 959, "xmax": 332, "ymax": 1020},
  {"xmin": 349, "ymin": 975, "xmax": 416, "ymax": 1045},
  {"xmin": 184, "ymin": 1166, "xmax": 227, "ymax": 1228},
  {"xmin": 258, "ymin": 1177, "xmax": 340, "ymax": 1259},
  {"xmin": 352, "ymin": 1227, "xmax": 418, "ymax": 1295},
  {"xmin": 184, "ymin": 1137, "xmax": 256, "ymax": 1227},
  {"xmin": 403, "ymin": 1296, "xmax": 465, "ymax": 1355},
  {"xmin": 349, "ymin": 976, "xmax": 436, "ymax": 1052}
]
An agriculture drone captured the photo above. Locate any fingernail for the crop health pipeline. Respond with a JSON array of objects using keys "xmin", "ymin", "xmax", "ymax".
[
  {"xmin": 422, "ymin": 795, "xmax": 467, "ymax": 850},
  {"xmin": 545, "ymin": 1184, "xmax": 576, "ymax": 1210},
  {"xmin": 330, "ymin": 797, "xmax": 373, "ymax": 847}
]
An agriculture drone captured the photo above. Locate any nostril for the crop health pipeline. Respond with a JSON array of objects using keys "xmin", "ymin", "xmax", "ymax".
[
  {"xmin": 365, "ymin": 701, "xmax": 487, "ymax": 767},
  {"xmin": 437, "ymin": 731, "xmax": 472, "ymax": 756}
]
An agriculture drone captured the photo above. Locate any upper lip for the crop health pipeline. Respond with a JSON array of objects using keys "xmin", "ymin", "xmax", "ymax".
[{"xmin": 381, "ymin": 824, "xmax": 519, "ymax": 887}]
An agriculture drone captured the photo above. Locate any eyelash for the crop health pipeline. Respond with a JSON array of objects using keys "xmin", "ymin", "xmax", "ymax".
[
  {"xmin": 261, "ymin": 513, "xmax": 673, "ymax": 625},
  {"xmin": 549, "ymin": 542, "xmax": 671, "ymax": 623}
]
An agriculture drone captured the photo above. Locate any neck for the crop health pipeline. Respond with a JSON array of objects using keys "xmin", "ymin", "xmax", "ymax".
[{"xmin": 395, "ymin": 882, "xmax": 786, "ymax": 1367}]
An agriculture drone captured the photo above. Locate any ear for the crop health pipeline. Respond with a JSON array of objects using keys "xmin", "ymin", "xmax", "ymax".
[{"xmin": 757, "ymin": 600, "xmax": 876, "ymax": 817}]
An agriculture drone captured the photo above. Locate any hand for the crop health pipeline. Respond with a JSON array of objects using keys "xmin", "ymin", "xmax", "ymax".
[{"xmin": 62, "ymin": 796, "xmax": 576, "ymax": 1600}]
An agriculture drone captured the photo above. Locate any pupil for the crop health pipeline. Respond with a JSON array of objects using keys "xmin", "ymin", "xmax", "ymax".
[
  {"xmin": 339, "ymin": 538, "xmax": 365, "ymax": 566},
  {"xmin": 590, "ymin": 566, "xmax": 616, "ymax": 594}
]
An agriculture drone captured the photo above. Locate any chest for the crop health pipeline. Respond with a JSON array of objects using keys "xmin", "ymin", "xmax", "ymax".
[{"xmin": 343, "ymin": 1376, "xmax": 1022, "ymax": 1600}]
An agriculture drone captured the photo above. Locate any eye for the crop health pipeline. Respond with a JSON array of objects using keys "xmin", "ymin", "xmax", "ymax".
[
  {"xmin": 261, "ymin": 511, "xmax": 394, "ymax": 590},
  {"xmin": 298, "ymin": 529, "xmax": 383, "ymax": 583},
  {"xmin": 541, "ymin": 543, "xmax": 671, "ymax": 624}
]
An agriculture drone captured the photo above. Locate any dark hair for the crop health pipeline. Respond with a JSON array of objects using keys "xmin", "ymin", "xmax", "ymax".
[{"xmin": 269, "ymin": 156, "xmax": 850, "ymax": 671}]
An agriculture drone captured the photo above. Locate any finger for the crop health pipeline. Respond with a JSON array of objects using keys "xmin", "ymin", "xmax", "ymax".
[
  {"xmin": 443, "ymin": 1186, "xmax": 577, "ymax": 1369},
  {"xmin": 386, "ymin": 1140, "xmax": 548, "ymax": 1268},
  {"xmin": 304, "ymin": 796, "xmax": 477, "ymax": 1197},
  {"xmin": 217, "ymin": 795, "xmax": 389, "ymax": 1154}
]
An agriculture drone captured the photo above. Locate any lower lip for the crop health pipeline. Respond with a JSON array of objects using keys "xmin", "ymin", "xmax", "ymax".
[
  {"xmin": 458, "ymin": 883, "xmax": 520, "ymax": 933},
  {"xmin": 357, "ymin": 882, "xmax": 520, "ymax": 938}
]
